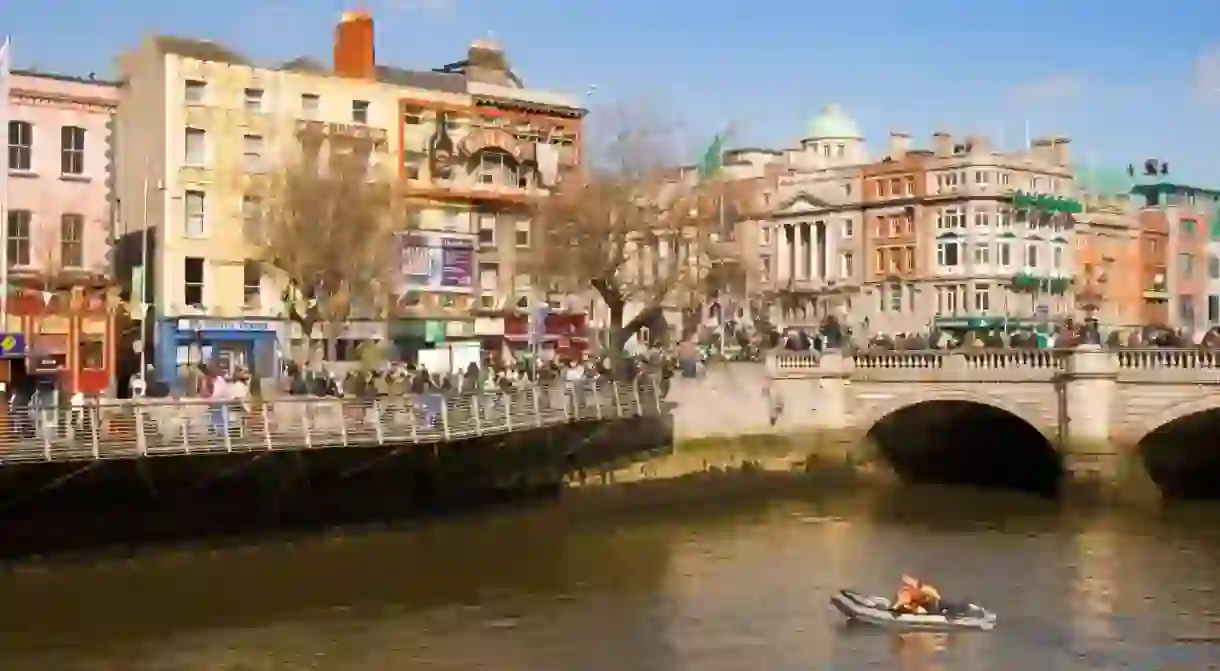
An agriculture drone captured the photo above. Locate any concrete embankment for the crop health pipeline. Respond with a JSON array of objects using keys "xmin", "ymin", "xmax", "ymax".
[{"xmin": 578, "ymin": 363, "xmax": 859, "ymax": 486}]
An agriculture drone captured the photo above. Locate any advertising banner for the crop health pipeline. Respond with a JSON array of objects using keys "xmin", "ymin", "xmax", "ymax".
[{"xmin": 397, "ymin": 232, "xmax": 475, "ymax": 293}]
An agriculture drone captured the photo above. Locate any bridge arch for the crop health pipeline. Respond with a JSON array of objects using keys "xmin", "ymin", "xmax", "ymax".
[
  {"xmin": 859, "ymin": 391, "xmax": 1061, "ymax": 495},
  {"xmin": 1131, "ymin": 396, "xmax": 1220, "ymax": 499}
]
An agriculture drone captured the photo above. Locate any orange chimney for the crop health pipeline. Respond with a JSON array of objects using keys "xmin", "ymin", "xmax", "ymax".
[{"xmin": 334, "ymin": 11, "xmax": 375, "ymax": 79}]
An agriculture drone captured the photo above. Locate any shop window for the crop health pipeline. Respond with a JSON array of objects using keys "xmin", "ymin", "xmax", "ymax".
[{"xmin": 80, "ymin": 335, "xmax": 105, "ymax": 369}]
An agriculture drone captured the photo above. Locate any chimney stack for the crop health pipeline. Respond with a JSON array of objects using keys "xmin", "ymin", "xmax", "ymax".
[
  {"xmin": 887, "ymin": 131, "xmax": 911, "ymax": 159},
  {"xmin": 931, "ymin": 132, "xmax": 953, "ymax": 157},
  {"xmin": 334, "ymin": 11, "xmax": 375, "ymax": 79},
  {"xmin": 1049, "ymin": 136, "xmax": 1071, "ymax": 166}
]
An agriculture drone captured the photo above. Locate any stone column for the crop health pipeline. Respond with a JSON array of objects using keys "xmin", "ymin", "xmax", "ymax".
[
  {"xmin": 777, "ymin": 225, "xmax": 790, "ymax": 282},
  {"xmin": 1062, "ymin": 345, "xmax": 1155, "ymax": 501}
]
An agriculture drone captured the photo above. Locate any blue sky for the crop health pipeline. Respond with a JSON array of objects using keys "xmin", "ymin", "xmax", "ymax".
[{"xmin": 6, "ymin": 0, "xmax": 1220, "ymax": 183}]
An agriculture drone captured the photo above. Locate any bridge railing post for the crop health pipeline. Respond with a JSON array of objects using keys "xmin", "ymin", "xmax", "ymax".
[
  {"xmin": 503, "ymin": 392, "xmax": 513, "ymax": 432},
  {"xmin": 633, "ymin": 379, "xmax": 643, "ymax": 416},
  {"xmin": 88, "ymin": 405, "xmax": 100, "ymax": 460},
  {"xmin": 533, "ymin": 386, "xmax": 544, "ymax": 427},
  {"xmin": 261, "ymin": 402, "xmax": 274, "ymax": 451},
  {"xmin": 612, "ymin": 381, "xmax": 623, "ymax": 418},
  {"xmin": 134, "ymin": 405, "xmax": 148, "ymax": 457},
  {"xmin": 440, "ymin": 397, "xmax": 451, "ymax": 441},
  {"xmin": 372, "ymin": 399, "xmax": 384, "ymax": 445}
]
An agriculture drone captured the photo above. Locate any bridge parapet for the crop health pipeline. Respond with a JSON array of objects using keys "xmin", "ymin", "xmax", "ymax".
[{"xmin": 770, "ymin": 348, "xmax": 1220, "ymax": 383}]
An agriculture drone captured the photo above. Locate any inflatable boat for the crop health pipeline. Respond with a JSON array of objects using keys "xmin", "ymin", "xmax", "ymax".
[{"xmin": 830, "ymin": 589, "xmax": 996, "ymax": 631}]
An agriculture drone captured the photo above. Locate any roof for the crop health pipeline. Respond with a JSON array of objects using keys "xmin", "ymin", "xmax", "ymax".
[
  {"xmin": 1074, "ymin": 165, "xmax": 1134, "ymax": 196},
  {"xmin": 150, "ymin": 36, "xmax": 468, "ymax": 94},
  {"xmin": 805, "ymin": 104, "xmax": 862, "ymax": 140}
]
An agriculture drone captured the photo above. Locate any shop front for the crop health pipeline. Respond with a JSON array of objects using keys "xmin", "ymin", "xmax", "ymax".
[
  {"xmin": 156, "ymin": 317, "xmax": 279, "ymax": 385},
  {"xmin": 503, "ymin": 310, "xmax": 590, "ymax": 360}
]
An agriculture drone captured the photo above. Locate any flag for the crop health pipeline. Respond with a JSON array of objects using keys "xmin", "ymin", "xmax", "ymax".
[{"xmin": 696, "ymin": 133, "xmax": 724, "ymax": 180}]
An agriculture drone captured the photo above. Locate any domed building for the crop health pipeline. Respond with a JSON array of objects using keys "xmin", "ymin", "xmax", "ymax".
[{"xmin": 798, "ymin": 104, "xmax": 868, "ymax": 167}]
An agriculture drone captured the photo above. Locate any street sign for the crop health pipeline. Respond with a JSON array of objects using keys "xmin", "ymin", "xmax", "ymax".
[{"xmin": 0, "ymin": 333, "xmax": 26, "ymax": 359}]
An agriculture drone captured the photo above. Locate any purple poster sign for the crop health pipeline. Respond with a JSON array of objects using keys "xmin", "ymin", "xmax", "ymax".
[
  {"xmin": 396, "ymin": 232, "xmax": 474, "ymax": 292},
  {"xmin": 440, "ymin": 237, "xmax": 473, "ymax": 288}
]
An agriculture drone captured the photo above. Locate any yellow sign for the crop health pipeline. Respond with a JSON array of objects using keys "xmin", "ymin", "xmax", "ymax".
[{"xmin": 1, "ymin": 336, "xmax": 14, "ymax": 352}]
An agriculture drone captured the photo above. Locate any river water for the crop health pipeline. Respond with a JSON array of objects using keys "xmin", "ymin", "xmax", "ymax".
[{"xmin": 1, "ymin": 478, "xmax": 1219, "ymax": 670}]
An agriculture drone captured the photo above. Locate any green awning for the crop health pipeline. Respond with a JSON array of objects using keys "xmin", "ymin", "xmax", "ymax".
[{"xmin": 1010, "ymin": 190, "xmax": 1083, "ymax": 214}]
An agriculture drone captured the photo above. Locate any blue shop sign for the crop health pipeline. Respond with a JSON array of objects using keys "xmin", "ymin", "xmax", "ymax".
[
  {"xmin": 176, "ymin": 319, "xmax": 276, "ymax": 333},
  {"xmin": 0, "ymin": 333, "xmax": 26, "ymax": 359}
]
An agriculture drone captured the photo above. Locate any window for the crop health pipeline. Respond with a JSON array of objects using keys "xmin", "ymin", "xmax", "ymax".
[
  {"xmin": 1025, "ymin": 244, "xmax": 1039, "ymax": 268},
  {"xmin": 997, "ymin": 208, "xmax": 1012, "ymax": 229},
  {"xmin": 79, "ymin": 335, "xmax": 104, "ymax": 370},
  {"xmin": 873, "ymin": 218, "xmax": 885, "ymax": 238},
  {"xmin": 1052, "ymin": 245, "xmax": 1064, "ymax": 270},
  {"xmin": 184, "ymin": 190, "xmax": 206, "ymax": 238},
  {"xmin": 889, "ymin": 283, "xmax": 903, "ymax": 312},
  {"xmin": 243, "ymin": 261, "xmax": 261, "ymax": 307},
  {"xmin": 404, "ymin": 106, "xmax": 423, "ymax": 124},
  {"xmin": 479, "ymin": 262, "xmax": 499, "ymax": 293},
  {"xmin": 403, "ymin": 150, "xmax": 425, "ymax": 180},
  {"xmin": 1211, "ymin": 295, "xmax": 1220, "ymax": 323},
  {"xmin": 184, "ymin": 128, "xmax": 206, "ymax": 165},
  {"xmin": 973, "ymin": 242, "xmax": 990, "ymax": 265},
  {"xmin": 515, "ymin": 220, "xmax": 531, "ymax": 247},
  {"xmin": 242, "ymin": 134, "xmax": 264, "ymax": 171},
  {"xmin": 840, "ymin": 252, "xmax": 853, "ymax": 277},
  {"xmin": 889, "ymin": 178, "xmax": 901, "ymax": 195},
  {"xmin": 973, "ymin": 283, "xmax": 990, "ymax": 313},
  {"xmin": 7, "ymin": 121, "xmax": 32, "ymax": 171},
  {"xmin": 301, "ymin": 93, "xmax": 320, "ymax": 117},
  {"xmin": 842, "ymin": 219, "xmax": 854, "ymax": 238},
  {"xmin": 937, "ymin": 208, "xmax": 964, "ymax": 231},
  {"xmin": 759, "ymin": 225, "xmax": 771, "ymax": 246},
  {"xmin": 904, "ymin": 246, "xmax": 914, "ymax": 271},
  {"xmin": 243, "ymin": 88, "xmax": 264, "ymax": 112},
  {"xmin": 835, "ymin": 144, "xmax": 845, "ymax": 158},
  {"xmin": 479, "ymin": 152, "xmax": 514, "ymax": 185},
  {"xmin": 974, "ymin": 170, "xmax": 989, "ymax": 185},
  {"xmin": 60, "ymin": 213, "xmax": 84, "ymax": 267},
  {"xmin": 903, "ymin": 178, "xmax": 914, "ymax": 196},
  {"xmin": 1182, "ymin": 219, "xmax": 1198, "ymax": 236},
  {"xmin": 183, "ymin": 257, "xmax": 205, "ymax": 307},
  {"xmin": 5, "ymin": 210, "xmax": 31, "ymax": 266},
  {"xmin": 351, "ymin": 100, "xmax": 370, "ymax": 124},
  {"xmin": 996, "ymin": 242, "xmax": 1011, "ymax": 266},
  {"xmin": 1180, "ymin": 253, "xmax": 1195, "ymax": 277},
  {"xmin": 1179, "ymin": 295, "xmax": 1194, "ymax": 325},
  {"xmin": 937, "ymin": 285, "xmax": 959, "ymax": 314},
  {"xmin": 184, "ymin": 79, "xmax": 206, "ymax": 104},
  {"xmin": 936, "ymin": 240, "xmax": 961, "ymax": 267},
  {"xmin": 242, "ymin": 195, "xmax": 261, "ymax": 242},
  {"xmin": 973, "ymin": 210, "xmax": 990, "ymax": 228},
  {"xmin": 60, "ymin": 126, "xmax": 86, "ymax": 176},
  {"xmin": 1210, "ymin": 254, "xmax": 1220, "ymax": 279},
  {"xmin": 478, "ymin": 213, "xmax": 496, "ymax": 247}
]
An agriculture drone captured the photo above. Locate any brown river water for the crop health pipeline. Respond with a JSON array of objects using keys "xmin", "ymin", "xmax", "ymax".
[{"xmin": 0, "ymin": 477, "xmax": 1218, "ymax": 670}]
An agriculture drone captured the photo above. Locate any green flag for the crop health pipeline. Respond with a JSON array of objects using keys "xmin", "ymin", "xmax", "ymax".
[{"xmin": 697, "ymin": 134, "xmax": 724, "ymax": 180}]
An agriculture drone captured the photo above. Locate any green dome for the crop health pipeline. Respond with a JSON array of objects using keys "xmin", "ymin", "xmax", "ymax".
[{"xmin": 805, "ymin": 104, "xmax": 862, "ymax": 139}]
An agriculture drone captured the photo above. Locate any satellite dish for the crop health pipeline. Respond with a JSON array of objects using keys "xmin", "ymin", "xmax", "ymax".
[
  {"xmin": 1161, "ymin": 162, "xmax": 1170, "ymax": 175},
  {"xmin": 1144, "ymin": 159, "xmax": 1159, "ymax": 176}
]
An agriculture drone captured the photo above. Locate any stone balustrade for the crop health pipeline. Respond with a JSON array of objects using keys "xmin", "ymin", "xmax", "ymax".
[{"xmin": 769, "ymin": 348, "xmax": 1220, "ymax": 383}]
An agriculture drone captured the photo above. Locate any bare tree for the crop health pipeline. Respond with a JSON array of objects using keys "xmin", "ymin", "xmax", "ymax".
[
  {"xmin": 250, "ymin": 151, "xmax": 412, "ymax": 365},
  {"xmin": 531, "ymin": 108, "xmax": 750, "ymax": 368}
]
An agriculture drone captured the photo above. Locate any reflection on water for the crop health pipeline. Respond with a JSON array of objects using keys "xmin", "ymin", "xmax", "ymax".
[{"xmin": 1, "ymin": 480, "xmax": 1220, "ymax": 669}]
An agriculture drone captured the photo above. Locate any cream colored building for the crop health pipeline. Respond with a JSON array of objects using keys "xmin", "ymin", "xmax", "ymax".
[{"xmin": 115, "ymin": 34, "xmax": 468, "ymax": 379}]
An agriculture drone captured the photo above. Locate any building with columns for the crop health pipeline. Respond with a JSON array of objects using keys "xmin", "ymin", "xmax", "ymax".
[{"xmin": 725, "ymin": 105, "xmax": 1084, "ymax": 336}]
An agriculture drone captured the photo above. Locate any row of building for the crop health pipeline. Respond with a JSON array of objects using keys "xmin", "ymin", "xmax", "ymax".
[
  {"xmin": 722, "ymin": 105, "xmax": 1218, "ymax": 339},
  {"xmin": 4, "ymin": 12, "xmax": 591, "ymax": 393},
  {"xmin": 3, "ymin": 12, "xmax": 1217, "ymax": 394}
]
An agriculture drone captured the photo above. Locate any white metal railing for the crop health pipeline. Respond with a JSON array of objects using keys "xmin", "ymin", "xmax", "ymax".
[{"xmin": 0, "ymin": 380, "xmax": 665, "ymax": 465}]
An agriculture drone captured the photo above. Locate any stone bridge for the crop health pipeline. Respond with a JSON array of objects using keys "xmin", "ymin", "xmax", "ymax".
[{"xmin": 758, "ymin": 347, "xmax": 1220, "ymax": 499}]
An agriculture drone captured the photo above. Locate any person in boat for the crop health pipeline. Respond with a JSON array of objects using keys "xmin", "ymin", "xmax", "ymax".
[{"xmin": 893, "ymin": 575, "xmax": 941, "ymax": 614}]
